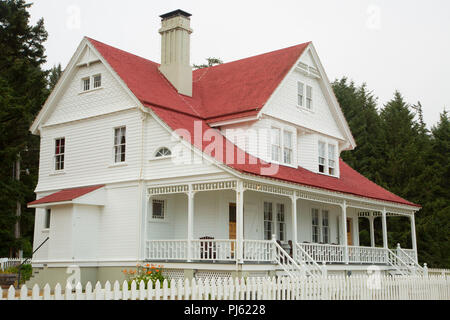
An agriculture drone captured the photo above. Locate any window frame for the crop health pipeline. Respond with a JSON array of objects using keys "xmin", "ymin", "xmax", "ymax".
[
  {"xmin": 54, "ymin": 137, "xmax": 65, "ymax": 172},
  {"xmin": 271, "ymin": 127, "xmax": 295, "ymax": 166},
  {"xmin": 263, "ymin": 201, "xmax": 274, "ymax": 241},
  {"xmin": 81, "ymin": 77, "xmax": 90, "ymax": 92},
  {"xmin": 276, "ymin": 203, "xmax": 286, "ymax": 242},
  {"xmin": 44, "ymin": 209, "xmax": 51, "ymax": 230},
  {"xmin": 306, "ymin": 85, "xmax": 313, "ymax": 109},
  {"xmin": 150, "ymin": 199, "xmax": 167, "ymax": 222},
  {"xmin": 93, "ymin": 74, "xmax": 102, "ymax": 89},
  {"xmin": 297, "ymin": 81, "xmax": 305, "ymax": 107},
  {"xmin": 311, "ymin": 208, "xmax": 331, "ymax": 244},
  {"xmin": 154, "ymin": 147, "xmax": 172, "ymax": 158},
  {"xmin": 113, "ymin": 126, "xmax": 127, "ymax": 164},
  {"xmin": 318, "ymin": 140, "xmax": 338, "ymax": 177}
]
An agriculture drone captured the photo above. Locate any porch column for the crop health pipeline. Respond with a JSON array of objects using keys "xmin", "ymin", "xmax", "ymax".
[
  {"xmin": 187, "ymin": 186, "xmax": 195, "ymax": 262},
  {"xmin": 369, "ymin": 212, "xmax": 375, "ymax": 248},
  {"xmin": 410, "ymin": 213, "xmax": 418, "ymax": 263},
  {"xmin": 341, "ymin": 200, "xmax": 349, "ymax": 264},
  {"xmin": 291, "ymin": 195, "xmax": 298, "ymax": 260},
  {"xmin": 236, "ymin": 181, "xmax": 244, "ymax": 263},
  {"xmin": 381, "ymin": 207, "xmax": 388, "ymax": 249}
]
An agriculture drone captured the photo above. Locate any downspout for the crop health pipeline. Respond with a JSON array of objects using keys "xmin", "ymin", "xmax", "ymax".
[{"xmin": 137, "ymin": 112, "xmax": 147, "ymax": 261}]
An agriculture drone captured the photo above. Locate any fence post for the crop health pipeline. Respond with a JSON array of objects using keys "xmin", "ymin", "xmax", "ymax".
[
  {"xmin": 424, "ymin": 263, "xmax": 428, "ymax": 277},
  {"xmin": 321, "ymin": 262, "xmax": 327, "ymax": 279}
]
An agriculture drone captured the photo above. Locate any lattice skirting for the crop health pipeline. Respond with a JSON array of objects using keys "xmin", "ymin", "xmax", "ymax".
[
  {"xmin": 162, "ymin": 269, "xmax": 185, "ymax": 281},
  {"xmin": 195, "ymin": 270, "xmax": 232, "ymax": 281}
]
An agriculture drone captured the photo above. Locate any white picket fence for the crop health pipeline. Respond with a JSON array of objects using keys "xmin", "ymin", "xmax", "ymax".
[{"xmin": 2, "ymin": 275, "xmax": 450, "ymax": 300}]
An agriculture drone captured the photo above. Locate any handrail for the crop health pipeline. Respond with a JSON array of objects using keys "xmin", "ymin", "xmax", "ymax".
[
  {"xmin": 386, "ymin": 248, "xmax": 421, "ymax": 276},
  {"xmin": 294, "ymin": 243, "xmax": 323, "ymax": 277},
  {"xmin": 17, "ymin": 237, "xmax": 50, "ymax": 288},
  {"xmin": 272, "ymin": 239, "xmax": 311, "ymax": 278},
  {"xmin": 396, "ymin": 245, "xmax": 424, "ymax": 275}
]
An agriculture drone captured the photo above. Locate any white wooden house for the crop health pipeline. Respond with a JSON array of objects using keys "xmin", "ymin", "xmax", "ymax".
[{"xmin": 27, "ymin": 10, "xmax": 423, "ymax": 286}]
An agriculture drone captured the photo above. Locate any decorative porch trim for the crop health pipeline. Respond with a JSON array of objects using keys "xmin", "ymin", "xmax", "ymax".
[
  {"xmin": 148, "ymin": 185, "xmax": 189, "ymax": 196},
  {"xmin": 243, "ymin": 181, "xmax": 294, "ymax": 197},
  {"xmin": 296, "ymin": 190, "xmax": 343, "ymax": 205},
  {"xmin": 192, "ymin": 180, "xmax": 237, "ymax": 192}
]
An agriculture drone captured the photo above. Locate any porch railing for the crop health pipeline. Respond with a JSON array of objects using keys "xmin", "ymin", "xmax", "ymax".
[
  {"xmin": 297, "ymin": 243, "xmax": 346, "ymax": 263},
  {"xmin": 191, "ymin": 239, "xmax": 236, "ymax": 261},
  {"xmin": 348, "ymin": 246, "xmax": 388, "ymax": 264},
  {"xmin": 146, "ymin": 240, "xmax": 189, "ymax": 261},
  {"xmin": 243, "ymin": 240, "xmax": 274, "ymax": 263}
]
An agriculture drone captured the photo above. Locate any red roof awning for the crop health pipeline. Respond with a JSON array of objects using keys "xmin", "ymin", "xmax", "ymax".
[{"xmin": 28, "ymin": 185, "xmax": 105, "ymax": 207}]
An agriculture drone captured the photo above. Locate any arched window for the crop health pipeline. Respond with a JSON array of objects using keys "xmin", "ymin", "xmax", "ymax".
[{"xmin": 155, "ymin": 147, "xmax": 172, "ymax": 157}]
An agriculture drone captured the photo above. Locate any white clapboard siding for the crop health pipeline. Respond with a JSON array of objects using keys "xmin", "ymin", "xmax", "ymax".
[
  {"xmin": 2, "ymin": 275, "xmax": 449, "ymax": 301},
  {"xmin": 36, "ymin": 108, "xmax": 142, "ymax": 192},
  {"xmin": 45, "ymin": 59, "xmax": 136, "ymax": 127}
]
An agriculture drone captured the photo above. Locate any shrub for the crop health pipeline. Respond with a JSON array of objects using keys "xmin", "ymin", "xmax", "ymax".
[
  {"xmin": 2, "ymin": 264, "xmax": 32, "ymax": 283},
  {"xmin": 122, "ymin": 264, "xmax": 169, "ymax": 290}
]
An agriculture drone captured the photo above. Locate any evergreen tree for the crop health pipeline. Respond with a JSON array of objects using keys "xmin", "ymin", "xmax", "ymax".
[
  {"xmin": 193, "ymin": 57, "xmax": 223, "ymax": 69},
  {"xmin": 0, "ymin": 0, "xmax": 48, "ymax": 257},
  {"xmin": 48, "ymin": 63, "xmax": 63, "ymax": 91}
]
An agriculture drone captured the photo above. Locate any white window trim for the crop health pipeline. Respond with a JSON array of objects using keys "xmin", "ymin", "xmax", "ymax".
[
  {"xmin": 270, "ymin": 126, "xmax": 296, "ymax": 167},
  {"xmin": 317, "ymin": 139, "xmax": 338, "ymax": 177},
  {"xmin": 150, "ymin": 147, "xmax": 173, "ymax": 161},
  {"xmin": 297, "ymin": 81, "xmax": 315, "ymax": 113},
  {"xmin": 79, "ymin": 74, "xmax": 103, "ymax": 94},
  {"xmin": 53, "ymin": 137, "xmax": 65, "ymax": 173},
  {"xmin": 112, "ymin": 126, "xmax": 127, "ymax": 165},
  {"xmin": 311, "ymin": 208, "xmax": 331, "ymax": 244},
  {"xmin": 264, "ymin": 200, "xmax": 288, "ymax": 243},
  {"xmin": 149, "ymin": 199, "xmax": 167, "ymax": 222}
]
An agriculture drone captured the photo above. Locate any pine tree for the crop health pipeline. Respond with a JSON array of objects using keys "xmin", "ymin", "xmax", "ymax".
[{"xmin": 0, "ymin": 0, "xmax": 48, "ymax": 257}]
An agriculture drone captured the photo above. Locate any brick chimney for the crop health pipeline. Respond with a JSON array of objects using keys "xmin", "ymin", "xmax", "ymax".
[{"xmin": 159, "ymin": 9, "xmax": 193, "ymax": 97}]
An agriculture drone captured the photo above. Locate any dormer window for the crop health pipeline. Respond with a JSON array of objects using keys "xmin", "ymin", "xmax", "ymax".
[
  {"xmin": 272, "ymin": 127, "xmax": 294, "ymax": 165},
  {"xmin": 114, "ymin": 126, "xmax": 126, "ymax": 163},
  {"xmin": 318, "ymin": 141, "xmax": 337, "ymax": 176},
  {"xmin": 283, "ymin": 131, "xmax": 293, "ymax": 164},
  {"xmin": 155, "ymin": 147, "xmax": 172, "ymax": 158}
]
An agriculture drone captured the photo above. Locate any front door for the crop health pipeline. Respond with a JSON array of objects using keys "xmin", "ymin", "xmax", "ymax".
[
  {"xmin": 347, "ymin": 218, "xmax": 353, "ymax": 246},
  {"xmin": 229, "ymin": 203, "xmax": 236, "ymax": 257}
]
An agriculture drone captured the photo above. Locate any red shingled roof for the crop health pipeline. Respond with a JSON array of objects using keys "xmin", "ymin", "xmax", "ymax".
[
  {"xmin": 88, "ymin": 38, "xmax": 419, "ymax": 208},
  {"xmin": 28, "ymin": 185, "xmax": 104, "ymax": 206}
]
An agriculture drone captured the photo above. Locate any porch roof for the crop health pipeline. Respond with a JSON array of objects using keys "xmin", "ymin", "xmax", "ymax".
[{"xmin": 28, "ymin": 185, "xmax": 105, "ymax": 207}]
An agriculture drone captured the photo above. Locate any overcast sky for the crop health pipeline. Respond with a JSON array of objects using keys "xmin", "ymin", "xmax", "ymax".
[{"xmin": 29, "ymin": 0, "xmax": 450, "ymax": 127}]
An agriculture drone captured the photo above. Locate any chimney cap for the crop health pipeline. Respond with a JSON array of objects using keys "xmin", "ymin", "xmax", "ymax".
[{"xmin": 160, "ymin": 9, "xmax": 192, "ymax": 20}]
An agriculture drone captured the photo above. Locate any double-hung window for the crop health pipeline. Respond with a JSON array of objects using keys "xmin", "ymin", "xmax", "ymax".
[
  {"xmin": 283, "ymin": 131, "xmax": 293, "ymax": 165},
  {"xmin": 311, "ymin": 209, "xmax": 320, "ymax": 243},
  {"xmin": 277, "ymin": 203, "xmax": 286, "ymax": 242},
  {"xmin": 312, "ymin": 208, "xmax": 330, "ymax": 243},
  {"xmin": 272, "ymin": 128, "xmax": 294, "ymax": 165},
  {"xmin": 318, "ymin": 141, "xmax": 326, "ymax": 173},
  {"xmin": 81, "ymin": 74, "xmax": 102, "ymax": 92},
  {"xmin": 306, "ymin": 85, "xmax": 313, "ymax": 109},
  {"xmin": 114, "ymin": 127, "xmax": 126, "ymax": 163},
  {"xmin": 298, "ymin": 82, "xmax": 304, "ymax": 107},
  {"xmin": 93, "ymin": 74, "xmax": 102, "ymax": 89},
  {"xmin": 322, "ymin": 210, "xmax": 329, "ymax": 244},
  {"xmin": 82, "ymin": 77, "xmax": 90, "ymax": 91},
  {"xmin": 54, "ymin": 138, "xmax": 65, "ymax": 171},
  {"xmin": 271, "ymin": 128, "xmax": 281, "ymax": 162},
  {"xmin": 318, "ymin": 141, "xmax": 337, "ymax": 176},
  {"xmin": 264, "ymin": 202, "xmax": 273, "ymax": 241},
  {"xmin": 328, "ymin": 144, "xmax": 336, "ymax": 175}
]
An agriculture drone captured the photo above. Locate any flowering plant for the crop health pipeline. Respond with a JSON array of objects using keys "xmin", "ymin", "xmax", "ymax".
[{"xmin": 122, "ymin": 264, "xmax": 167, "ymax": 289}]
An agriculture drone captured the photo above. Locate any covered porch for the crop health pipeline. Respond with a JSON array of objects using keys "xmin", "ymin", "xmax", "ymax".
[{"xmin": 144, "ymin": 179, "xmax": 419, "ymax": 268}]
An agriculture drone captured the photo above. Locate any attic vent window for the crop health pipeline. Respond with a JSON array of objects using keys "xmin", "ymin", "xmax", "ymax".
[
  {"xmin": 81, "ymin": 74, "xmax": 102, "ymax": 92},
  {"xmin": 155, "ymin": 147, "xmax": 172, "ymax": 158}
]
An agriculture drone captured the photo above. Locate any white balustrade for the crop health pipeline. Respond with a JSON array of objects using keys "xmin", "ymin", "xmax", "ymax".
[
  {"xmin": 191, "ymin": 240, "xmax": 236, "ymax": 261},
  {"xmin": 243, "ymin": 240, "xmax": 274, "ymax": 262},
  {"xmin": 146, "ymin": 240, "xmax": 188, "ymax": 261},
  {"xmin": 347, "ymin": 246, "xmax": 388, "ymax": 264},
  {"xmin": 297, "ymin": 243, "xmax": 345, "ymax": 263}
]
